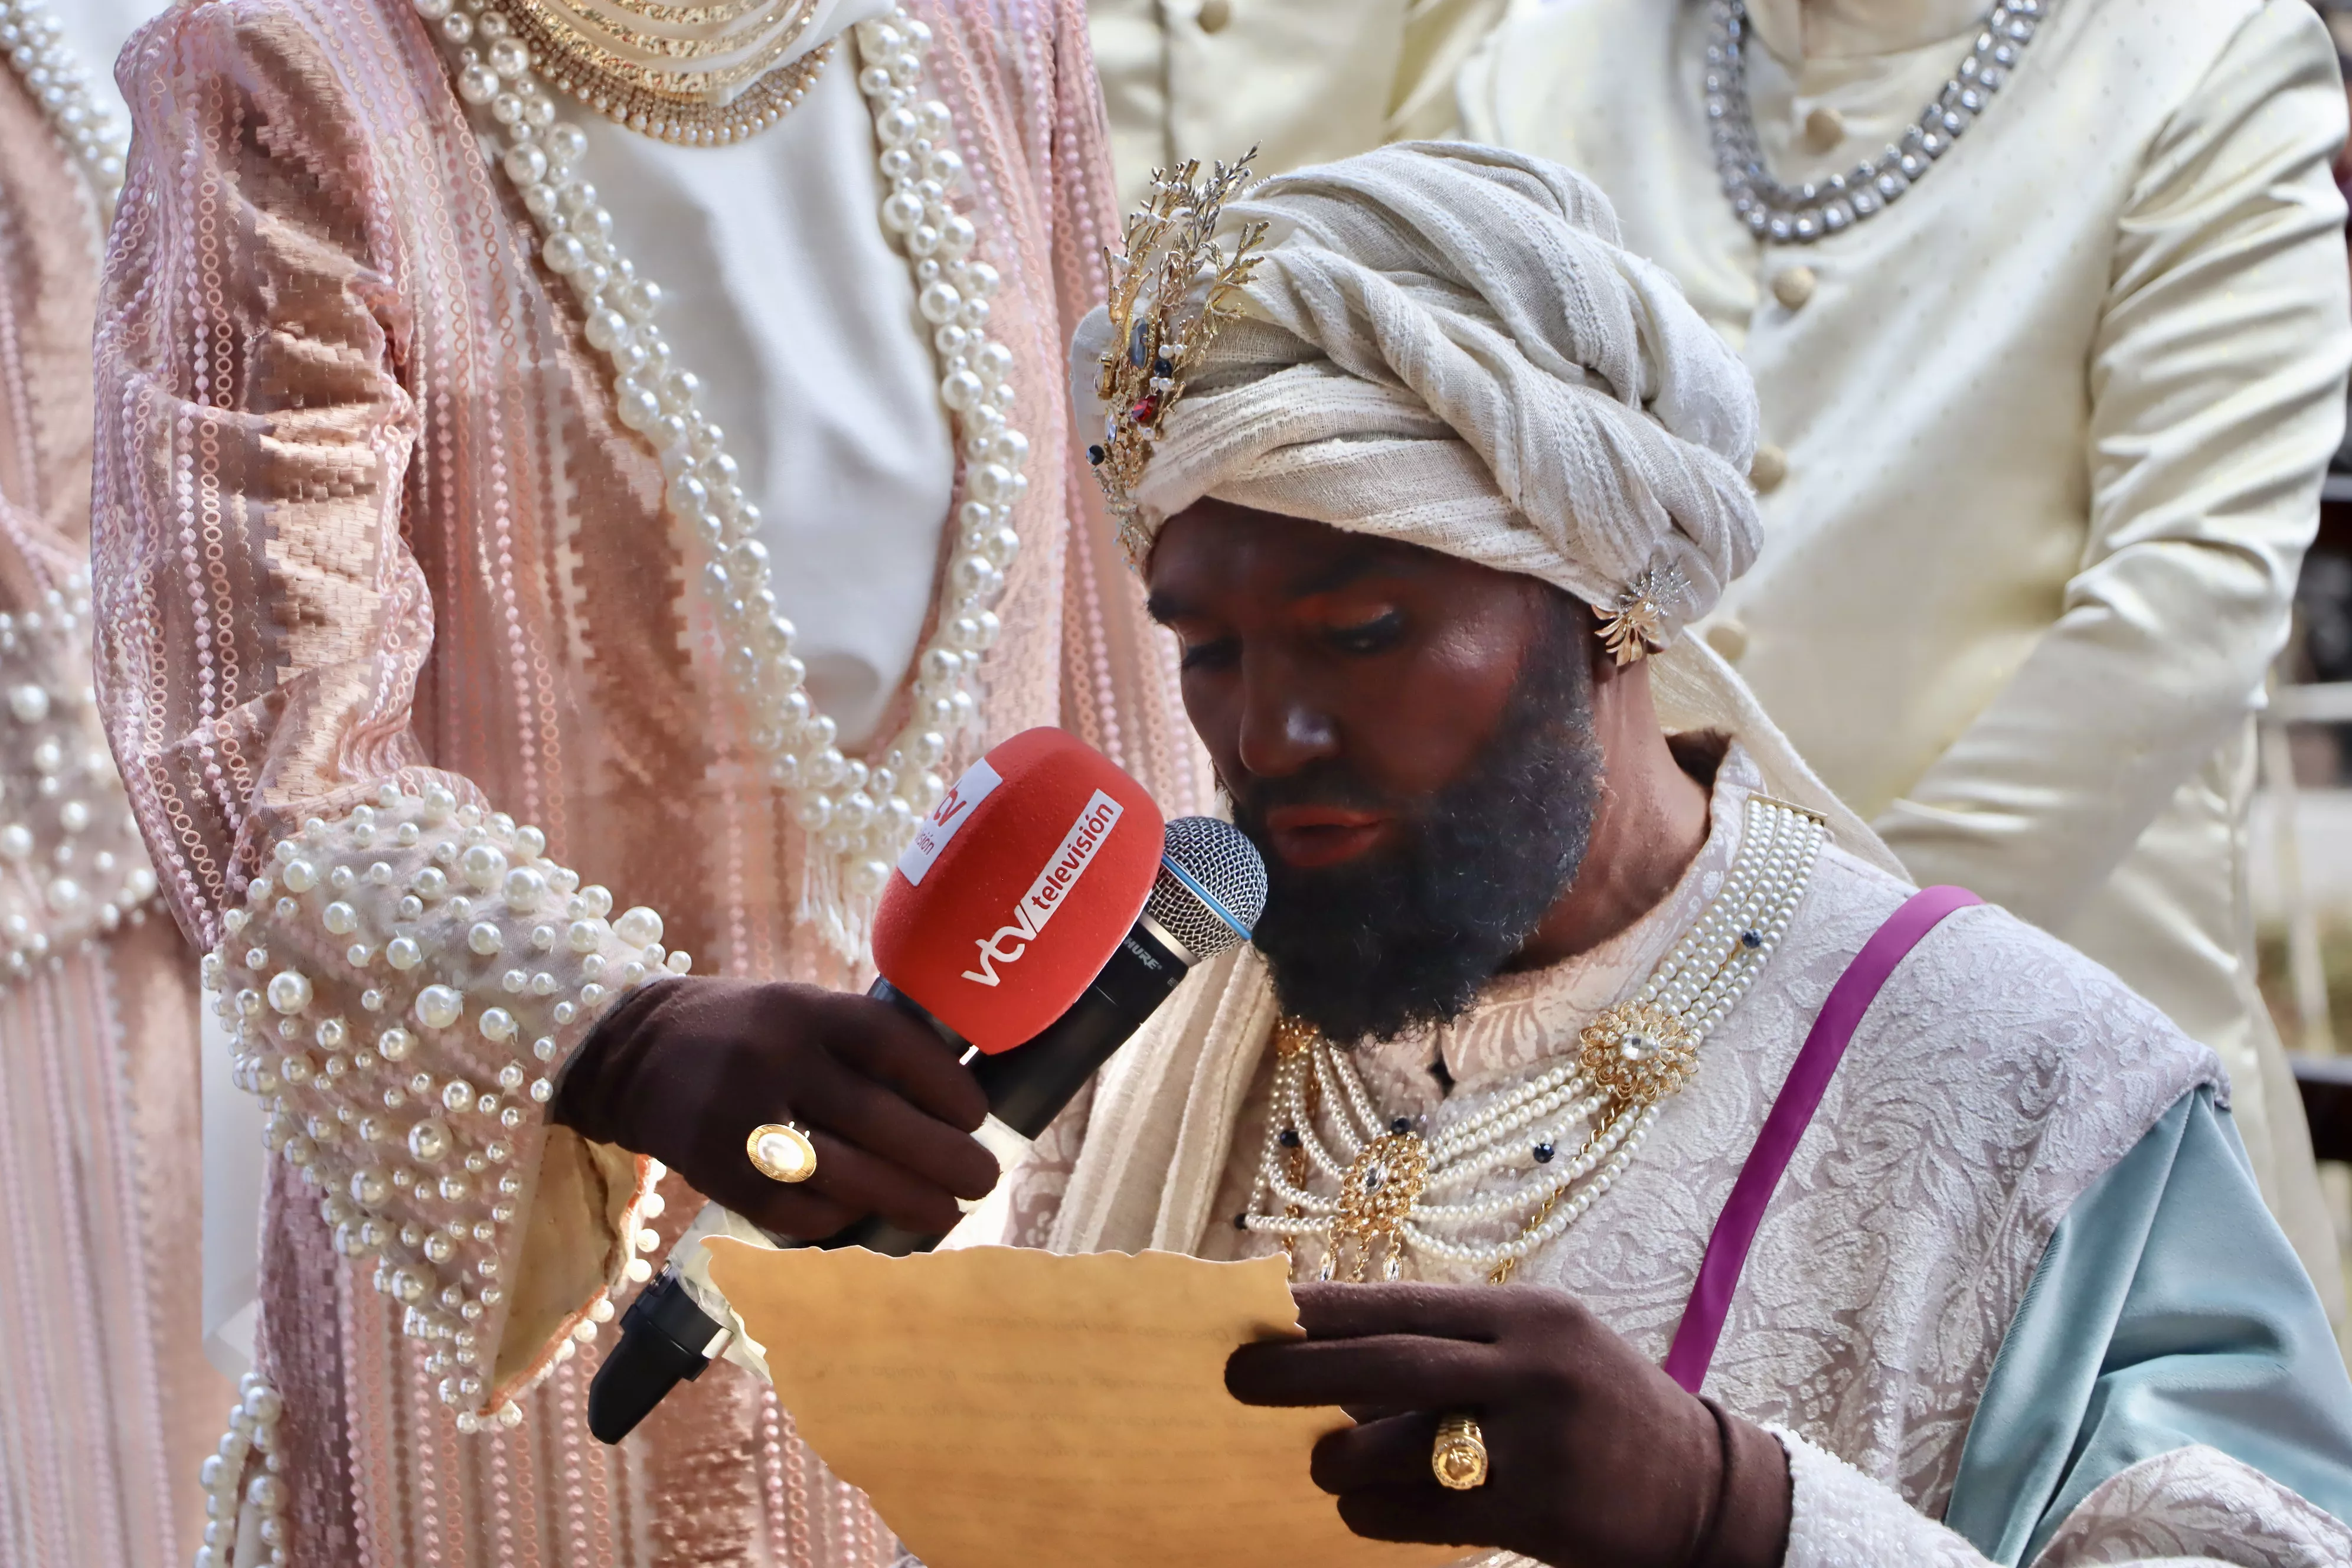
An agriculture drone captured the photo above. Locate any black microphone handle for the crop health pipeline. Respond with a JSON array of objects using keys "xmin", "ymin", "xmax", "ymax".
[{"xmin": 830, "ymin": 917, "xmax": 1192, "ymax": 1255}]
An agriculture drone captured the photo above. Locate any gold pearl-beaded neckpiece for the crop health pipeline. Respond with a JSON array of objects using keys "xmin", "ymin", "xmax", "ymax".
[{"xmin": 1246, "ymin": 793, "xmax": 1824, "ymax": 1284}]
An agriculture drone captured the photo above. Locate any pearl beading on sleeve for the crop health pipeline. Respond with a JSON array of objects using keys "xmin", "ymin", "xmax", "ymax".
[
  {"xmin": 205, "ymin": 780, "xmax": 690, "ymax": 1423},
  {"xmin": 0, "ymin": 572, "xmax": 164, "ymax": 980}
]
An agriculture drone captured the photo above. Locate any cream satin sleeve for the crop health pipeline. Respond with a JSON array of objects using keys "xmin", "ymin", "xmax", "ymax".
[
  {"xmin": 90, "ymin": 4, "xmax": 671, "ymax": 1426},
  {"xmin": 1873, "ymin": 0, "xmax": 2351, "ymax": 928}
]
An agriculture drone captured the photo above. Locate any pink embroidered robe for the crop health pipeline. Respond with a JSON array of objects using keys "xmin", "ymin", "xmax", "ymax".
[
  {"xmin": 0, "ymin": 33, "xmax": 228, "ymax": 1568},
  {"xmin": 90, "ymin": 0, "xmax": 1203, "ymax": 1562}
]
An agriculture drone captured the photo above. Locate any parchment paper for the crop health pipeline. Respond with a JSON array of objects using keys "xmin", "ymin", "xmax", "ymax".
[{"xmin": 704, "ymin": 1240, "xmax": 1459, "ymax": 1568}]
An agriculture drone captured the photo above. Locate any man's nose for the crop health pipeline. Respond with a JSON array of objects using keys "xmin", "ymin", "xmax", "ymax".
[{"xmin": 1234, "ymin": 660, "xmax": 1340, "ymax": 779}]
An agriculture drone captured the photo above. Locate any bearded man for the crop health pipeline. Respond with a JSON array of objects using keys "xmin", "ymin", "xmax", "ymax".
[
  {"xmin": 1005, "ymin": 144, "xmax": 2352, "ymax": 1564},
  {"xmin": 90, "ymin": 0, "xmax": 1200, "ymax": 1562}
]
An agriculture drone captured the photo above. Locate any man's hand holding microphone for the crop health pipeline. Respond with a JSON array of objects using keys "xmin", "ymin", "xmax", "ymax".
[
  {"xmin": 549, "ymin": 977, "xmax": 999, "ymax": 1243},
  {"xmin": 548, "ymin": 728, "xmax": 1266, "ymax": 1440}
]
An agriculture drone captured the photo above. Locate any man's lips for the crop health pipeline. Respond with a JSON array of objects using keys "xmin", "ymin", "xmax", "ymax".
[{"xmin": 1260, "ymin": 805, "xmax": 1394, "ymax": 868}]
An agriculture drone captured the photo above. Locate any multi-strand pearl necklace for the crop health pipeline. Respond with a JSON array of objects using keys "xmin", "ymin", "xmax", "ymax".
[
  {"xmin": 413, "ymin": 0, "xmax": 1028, "ymax": 943},
  {"xmin": 1707, "ymin": 0, "xmax": 2050, "ymax": 244},
  {"xmin": 1247, "ymin": 795, "xmax": 1824, "ymax": 1283},
  {"xmin": 0, "ymin": 0, "xmax": 129, "ymax": 217}
]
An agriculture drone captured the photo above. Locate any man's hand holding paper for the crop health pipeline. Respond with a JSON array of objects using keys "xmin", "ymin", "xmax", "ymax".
[
  {"xmin": 1227, "ymin": 1283, "xmax": 1789, "ymax": 1568},
  {"xmin": 704, "ymin": 1242, "xmax": 1455, "ymax": 1568}
]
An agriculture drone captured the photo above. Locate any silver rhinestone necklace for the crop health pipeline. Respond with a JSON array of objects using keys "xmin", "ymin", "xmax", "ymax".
[{"xmin": 1707, "ymin": 0, "xmax": 2050, "ymax": 244}]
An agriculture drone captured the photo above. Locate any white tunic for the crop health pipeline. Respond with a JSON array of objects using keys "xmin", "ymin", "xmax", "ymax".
[
  {"xmin": 579, "ymin": 28, "xmax": 955, "ymax": 748},
  {"xmin": 53, "ymin": 0, "xmax": 159, "ymax": 104},
  {"xmin": 1086, "ymin": 0, "xmax": 1509, "ymax": 207},
  {"xmin": 1458, "ymin": 0, "xmax": 2351, "ymax": 1303}
]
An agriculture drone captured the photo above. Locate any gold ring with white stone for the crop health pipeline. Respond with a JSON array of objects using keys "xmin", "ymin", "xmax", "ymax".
[
  {"xmin": 746, "ymin": 1122, "xmax": 818, "ymax": 1184},
  {"xmin": 1432, "ymin": 1413, "xmax": 1488, "ymax": 1490}
]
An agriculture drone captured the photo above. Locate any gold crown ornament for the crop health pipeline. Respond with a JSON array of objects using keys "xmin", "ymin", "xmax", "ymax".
[
  {"xmin": 1595, "ymin": 563, "xmax": 1689, "ymax": 667},
  {"xmin": 1087, "ymin": 152, "xmax": 1269, "ymax": 566}
]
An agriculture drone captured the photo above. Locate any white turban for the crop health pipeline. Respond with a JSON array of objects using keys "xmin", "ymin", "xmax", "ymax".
[
  {"xmin": 1074, "ymin": 141, "xmax": 1761, "ymax": 639},
  {"xmin": 1074, "ymin": 142, "xmax": 1902, "ymax": 872}
]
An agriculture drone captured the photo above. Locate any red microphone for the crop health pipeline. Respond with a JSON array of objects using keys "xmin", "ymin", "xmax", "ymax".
[
  {"xmin": 587, "ymin": 730, "xmax": 1264, "ymax": 1444},
  {"xmin": 872, "ymin": 726, "xmax": 1166, "ymax": 1054}
]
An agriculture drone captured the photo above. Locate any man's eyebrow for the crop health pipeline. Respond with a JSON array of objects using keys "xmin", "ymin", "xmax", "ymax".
[
  {"xmin": 1285, "ymin": 547, "xmax": 1419, "ymax": 599},
  {"xmin": 1146, "ymin": 544, "xmax": 1423, "ymax": 621},
  {"xmin": 1144, "ymin": 590, "xmax": 1191, "ymax": 624}
]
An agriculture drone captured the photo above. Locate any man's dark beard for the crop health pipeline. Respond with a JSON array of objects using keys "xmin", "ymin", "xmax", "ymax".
[{"xmin": 1234, "ymin": 600, "xmax": 1603, "ymax": 1043}]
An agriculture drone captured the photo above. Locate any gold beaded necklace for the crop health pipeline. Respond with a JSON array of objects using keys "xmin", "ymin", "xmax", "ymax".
[
  {"xmin": 1247, "ymin": 794, "xmax": 1825, "ymax": 1286},
  {"xmin": 480, "ymin": 0, "xmax": 832, "ymax": 143}
]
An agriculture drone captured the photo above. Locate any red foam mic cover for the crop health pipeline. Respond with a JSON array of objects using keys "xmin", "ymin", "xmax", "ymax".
[{"xmin": 872, "ymin": 728, "xmax": 1164, "ymax": 1054}]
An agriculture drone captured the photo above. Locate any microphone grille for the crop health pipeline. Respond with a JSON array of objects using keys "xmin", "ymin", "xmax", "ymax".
[{"xmin": 1146, "ymin": 816, "xmax": 1268, "ymax": 963}]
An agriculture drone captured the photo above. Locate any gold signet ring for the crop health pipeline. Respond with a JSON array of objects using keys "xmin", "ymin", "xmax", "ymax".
[
  {"xmin": 1432, "ymin": 1413, "xmax": 1488, "ymax": 1490},
  {"xmin": 746, "ymin": 1123, "xmax": 818, "ymax": 1184}
]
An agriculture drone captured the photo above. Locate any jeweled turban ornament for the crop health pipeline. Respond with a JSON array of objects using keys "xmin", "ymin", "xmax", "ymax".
[
  {"xmin": 1086, "ymin": 152, "xmax": 1268, "ymax": 567},
  {"xmin": 1596, "ymin": 563, "xmax": 1689, "ymax": 667}
]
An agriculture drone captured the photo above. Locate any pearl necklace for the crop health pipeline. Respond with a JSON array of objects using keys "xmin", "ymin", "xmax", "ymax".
[
  {"xmin": 414, "ymin": 0, "xmax": 1027, "ymax": 948},
  {"xmin": 1707, "ymin": 0, "xmax": 2049, "ymax": 244},
  {"xmin": 1247, "ymin": 794, "xmax": 1824, "ymax": 1283},
  {"xmin": 0, "ymin": 0, "xmax": 130, "ymax": 217}
]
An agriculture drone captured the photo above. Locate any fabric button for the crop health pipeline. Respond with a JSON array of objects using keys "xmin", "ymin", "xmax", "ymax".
[
  {"xmin": 1704, "ymin": 618, "xmax": 1750, "ymax": 664},
  {"xmin": 1750, "ymin": 443, "xmax": 1788, "ymax": 493},
  {"xmin": 1198, "ymin": 0, "xmax": 1233, "ymax": 32},
  {"xmin": 1771, "ymin": 266, "xmax": 1816, "ymax": 311},
  {"xmin": 1803, "ymin": 106, "xmax": 1845, "ymax": 151}
]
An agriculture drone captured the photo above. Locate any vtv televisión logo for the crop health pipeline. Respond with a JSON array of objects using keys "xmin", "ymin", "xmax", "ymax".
[
  {"xmin": 896, "ymin": 757, "xmax": 1003, "ymax": 887},
  {"xmin": 961, "ymin": 790, "xmax": 1125, "ymax": 986}
]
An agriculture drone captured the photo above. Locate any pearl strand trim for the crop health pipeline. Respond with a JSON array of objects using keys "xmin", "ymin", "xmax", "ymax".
[
  {"xmin": 0, "ymin": 0, "xmax": 129, "ymax": 216},
  {"xmin": 411, "ymin": 0, "xmax": 1028, "ymax": 938},
  {"xmin": 194, "ymin": 1376, "xmax": 287, "ymax": 1568},
  {"xmin": 1246, "ymin": 795, "xmax": 1823, "ymax": 1278},
  {"xmin": 210, "ymin": 783, "xmax": 690, "ymax": 1425}
]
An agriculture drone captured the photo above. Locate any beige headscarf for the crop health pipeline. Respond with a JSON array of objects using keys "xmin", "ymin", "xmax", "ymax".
[{"xmin": 1073, "ymin": 142, "xmax": 1896, "ymax": 871}]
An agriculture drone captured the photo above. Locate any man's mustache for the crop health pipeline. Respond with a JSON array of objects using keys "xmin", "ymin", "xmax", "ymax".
[{"xmin": 1223, "ymin": 766, "xmax": 1407, "ymax": 827}]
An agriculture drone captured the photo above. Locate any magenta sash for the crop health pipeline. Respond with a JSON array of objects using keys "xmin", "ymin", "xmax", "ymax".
[{"xmin": 1660, "ymin": 884, "xmax": 1983, "ymax": 1393}]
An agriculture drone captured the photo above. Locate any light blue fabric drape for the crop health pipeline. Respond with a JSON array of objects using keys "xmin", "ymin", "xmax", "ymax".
[{"xmin": 1944, "ymin": 1086, "xmax": 2352, "ymax": 1563}]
